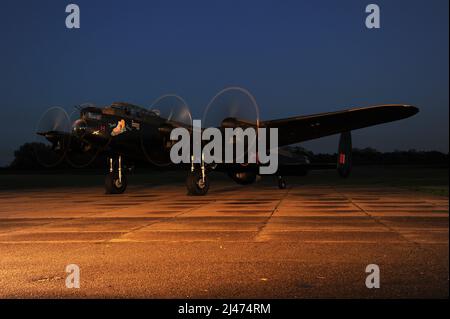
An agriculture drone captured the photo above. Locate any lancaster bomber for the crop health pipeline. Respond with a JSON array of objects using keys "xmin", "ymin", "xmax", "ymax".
[{"xmin": 34, "ymin": 88, "xmax": 419, "ymax": 195}]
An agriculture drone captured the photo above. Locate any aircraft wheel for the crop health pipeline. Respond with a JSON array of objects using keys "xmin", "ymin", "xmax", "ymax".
[
  {"xmin": 186, "ymin": 171, "xmax": 209, "ymax": 196},
  {"xmin": 278, "ymin": 178, "xmax": 287, "ymax": 189},
  {"xmin": 105, "ymin": 173, "xmax": 127, "ymax": 194},
  {"xmin": 228, "ymin": 171, "xmax": 257, "ymax": 185},
  {"xmin": 337, "ymin": 166, "xmax": 351, "ymax": 178}
]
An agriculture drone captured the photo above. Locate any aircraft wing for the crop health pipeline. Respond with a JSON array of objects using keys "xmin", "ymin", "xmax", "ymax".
[
  {"xmin": 36, "ymin": 130, "xmax": 71, "ymax": 145},
  {"xmin": 262, "ymin": 104, "xmax": 418, "ymax": 147}
]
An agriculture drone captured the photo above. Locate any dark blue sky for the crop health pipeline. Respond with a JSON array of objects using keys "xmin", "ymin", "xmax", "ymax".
[{"xmin": 0, "ymin": 0, "xmax": 448, "ymax": 166}]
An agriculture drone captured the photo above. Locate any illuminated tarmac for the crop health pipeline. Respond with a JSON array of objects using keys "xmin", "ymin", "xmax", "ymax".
[{"xmin": 0, "ymin": 180, "xmax": 448, "ymax": 298}]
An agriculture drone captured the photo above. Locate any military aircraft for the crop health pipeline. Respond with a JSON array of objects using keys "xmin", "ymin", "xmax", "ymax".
[{"xmin": 34, "ymin": 87, "xmax": 419, "ymax": 195}]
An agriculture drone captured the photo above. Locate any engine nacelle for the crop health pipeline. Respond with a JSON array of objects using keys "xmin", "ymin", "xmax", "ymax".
[
  {"xmin": 228, "ymin": 169, "xmax": 257, "ymax": 185},
  {"xmin": 337, "ymin": 131, "xmax": 352, "ymax": 178}
]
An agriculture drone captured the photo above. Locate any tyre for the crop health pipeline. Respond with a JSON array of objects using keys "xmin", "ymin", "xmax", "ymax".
[
  {"xmin": 228, "ymin": 171, "xmax": 257, "ymax": 185},
  {"xmin": 186, "ymin": 170, "xmax": 209, "ymax": 196},
  {"xmin": 337, "ymin": 166, "xmax": 351, "ymax": 178},
  {"xmin": 105, "ymin": 173, "xmax": 127, "ymax": 194}
]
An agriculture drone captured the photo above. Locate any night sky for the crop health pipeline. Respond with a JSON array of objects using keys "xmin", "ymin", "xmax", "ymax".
[{"xmin": 0, "ymin": 0, "xmax": 448, "ymax": 166}]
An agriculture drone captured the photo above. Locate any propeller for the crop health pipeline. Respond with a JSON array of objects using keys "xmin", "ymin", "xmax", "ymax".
[
  {"xmin": 141, "ymin": 94, "xmax": 193, "ymax": 166},
  {"xmin": 150, "ymin": 94, "xmax": 193, "ymax": 127},
  {"xmin": 33, "ymin": 106, "xmax": 71, "ymax": 168},
  {"xmin": 202, "ymin": 86, "xmax": 260, "ymax": 164},
  {"xmin": 65, "ymin": 104, "xmax": 108, "ymax": 168},
  {"xmin": 202, "ymin": 87, "xmax": 260, "ymax": 128}
]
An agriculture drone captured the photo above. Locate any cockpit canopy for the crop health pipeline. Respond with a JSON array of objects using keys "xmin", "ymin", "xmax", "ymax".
[{"xmin": 103, "ymin": 102, "xmax": 159, "ymax": 118}]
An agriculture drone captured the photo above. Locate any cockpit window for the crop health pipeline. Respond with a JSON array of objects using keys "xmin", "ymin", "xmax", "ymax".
[
  {"xmin": 110, "ymin": 102, "xmax": 158, "ymax": 117},
  {"xmin": 86, "ymin": 112, "xmax": 102, "ymax": 120}
]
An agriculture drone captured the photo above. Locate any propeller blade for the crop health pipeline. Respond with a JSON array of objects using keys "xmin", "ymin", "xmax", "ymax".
[
  {"xmin": 141, "ymin": 94, "xmax": 192, "ymax": 166},
  {"xmin": 149, "ymin": 94, "xmax": 193, "ymax": 127},
  {"xmin": 33, "ymin": 106, "xmax": 71, "ymax": 168},
  {"xmin": 202, "ymin": 87, "xmax": 260, "ymax": 163},
  {"xmin": 65, "ymin": 105, "xmax": 110, "ymax": 168},
  {"xmin": 202, "ymin": 87, "xmax": 260, "ymax": 129}
]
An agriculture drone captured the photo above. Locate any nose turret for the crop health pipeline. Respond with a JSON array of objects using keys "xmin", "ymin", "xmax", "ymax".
[{"xmin": 72, "ymin": 118, "xmax": 87, "ymax": 137}]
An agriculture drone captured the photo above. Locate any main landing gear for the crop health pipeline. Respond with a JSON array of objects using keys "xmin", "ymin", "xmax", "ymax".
[
  {"xmin": 277, "ymin": 175, "xmax": 287, "ymax": 189},
  {"xmin": 186, "ymin": 154, "xmax": 210, "ymax": 196},
  {"xmin": 105, "ymin": 155, "xmax": 128, "ymax": 194}
]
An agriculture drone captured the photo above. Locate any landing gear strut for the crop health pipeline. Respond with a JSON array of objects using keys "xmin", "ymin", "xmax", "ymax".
[
  {"xmin": 277, "ymin": 175, "xmax": 287, "ymax": 189},
  {"xmin": 105, "ymin": 156, "xmax": 128, "ymax": 194},
  {"xmin": 186, "ymin": 154, "xmax": 210, "ymax": 196}
]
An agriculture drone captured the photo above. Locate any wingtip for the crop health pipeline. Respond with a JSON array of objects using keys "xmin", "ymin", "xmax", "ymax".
[{"xmin": 406, "ymin": 105, "xmax": 420, "ymax": 116}]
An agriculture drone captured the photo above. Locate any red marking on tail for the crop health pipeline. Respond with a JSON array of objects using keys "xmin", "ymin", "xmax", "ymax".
[{"xmin": 339, "ymin": 153, "xmax": 346, "ymax": 165}]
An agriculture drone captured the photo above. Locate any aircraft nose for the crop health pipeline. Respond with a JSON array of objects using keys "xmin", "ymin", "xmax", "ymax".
[{"xmin": 72, "ymin": 119, "xmax": 87, "ymax": 136}]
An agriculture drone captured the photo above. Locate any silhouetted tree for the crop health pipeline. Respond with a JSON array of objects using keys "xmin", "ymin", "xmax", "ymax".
[
  {"xmin": 9, "ymin": 142, "xmax": 449, "ymax": 170},
  {"xmin": 10, "ymin": 142, "xmax": 45, "ymax": 169}
]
